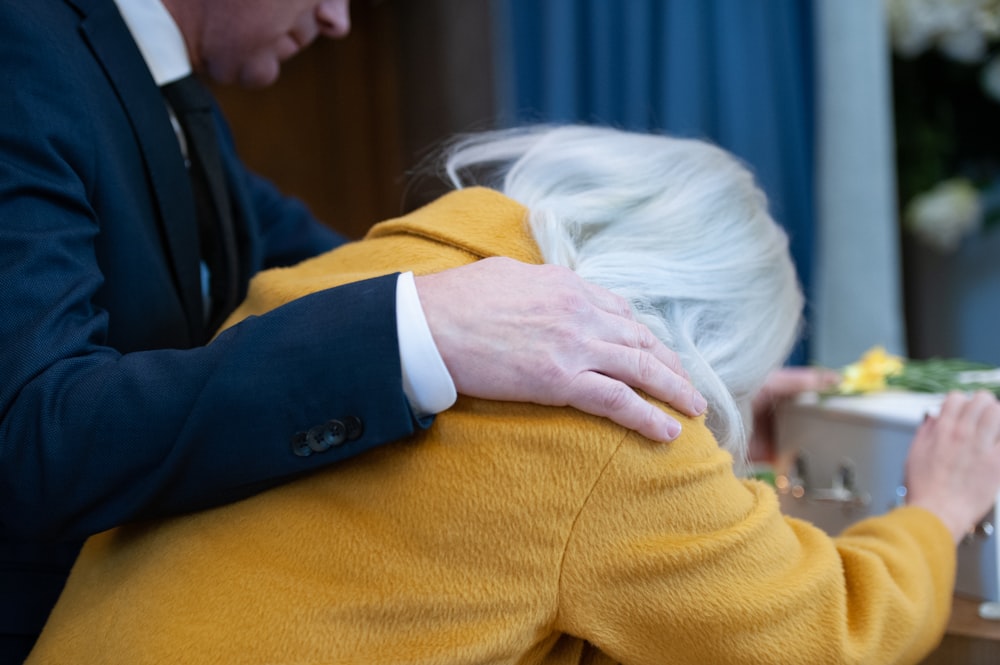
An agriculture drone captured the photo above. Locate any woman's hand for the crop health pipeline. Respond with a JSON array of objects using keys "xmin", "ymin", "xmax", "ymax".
[
  {"xmin": 415, "ymin": 257, "xmax": 706, "ymax": 442},
  {"xmin": 906, "ymin": 390, "xmax": 1000, "ymax": 543},
  {"xmin": 749, "ymin": 367, "xmax": 841, "ymax": 462}
]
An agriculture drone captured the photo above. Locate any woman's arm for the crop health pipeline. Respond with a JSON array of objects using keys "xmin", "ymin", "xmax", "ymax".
[{"xmin": 558, "ymin": 410, "xmax": 965, "ymax": 665}]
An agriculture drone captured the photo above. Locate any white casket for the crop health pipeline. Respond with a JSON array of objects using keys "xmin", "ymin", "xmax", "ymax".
[{"xmin": 775, "ymin": 391, "xmax": 1000, "ymax": 601}]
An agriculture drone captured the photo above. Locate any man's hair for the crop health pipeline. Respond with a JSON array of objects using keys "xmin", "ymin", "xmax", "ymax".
[{"xmin": 442, "ymin": 125, "xmax": 804, "ymax": 467}]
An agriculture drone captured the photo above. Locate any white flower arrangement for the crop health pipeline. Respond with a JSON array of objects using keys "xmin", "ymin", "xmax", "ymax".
[
  {"xmin": 888, "ymin": 0, "xmax": 1000, "ymax": 252},
  {"xmin": 904, "ymin": 177, "xmax": 982, "ymax": 251},
  {"xmin": 887, "ymin": 0, "xmax": 1000, "ymax": 66}
]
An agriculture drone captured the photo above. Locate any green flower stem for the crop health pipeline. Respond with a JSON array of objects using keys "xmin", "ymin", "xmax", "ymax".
[{"xmin": 887, "ymin": 358, "xmax": 1000, "ymax": 395}]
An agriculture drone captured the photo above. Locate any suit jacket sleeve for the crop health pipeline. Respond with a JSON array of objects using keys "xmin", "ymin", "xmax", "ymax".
[
  {"xmin": 0, "ymin": 1, "xmax": 422, "ymax": 541},
  {"xmin": 556, "ymin": 422, "xmax": 956, "ymax": 665}
]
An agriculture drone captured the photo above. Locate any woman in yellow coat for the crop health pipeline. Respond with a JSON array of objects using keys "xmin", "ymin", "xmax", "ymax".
[{"xmin": 27, "ymin": 126, "xmax": 1000, "ymax": 664}]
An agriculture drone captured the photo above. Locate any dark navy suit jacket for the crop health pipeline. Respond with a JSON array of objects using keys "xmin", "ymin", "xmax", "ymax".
[{"xmin": 0, "ymin": 1, "xmax": 423, "ymax": 660}]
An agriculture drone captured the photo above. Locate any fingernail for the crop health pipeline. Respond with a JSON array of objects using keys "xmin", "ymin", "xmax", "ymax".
[
  {"xmin": 665, "ymin": 419, "xmax": 681, "ymax": 440},
  {"xmin": 693, "ymin": 393, "xmax": 707, "ymax": 414}
]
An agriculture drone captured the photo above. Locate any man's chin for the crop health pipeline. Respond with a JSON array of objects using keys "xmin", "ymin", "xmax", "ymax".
[
  {"xmin": 205, "ymin": 59, "xmax": 281, "ymax": 89},
  {"xmin": 238, "ymin": 61, "xmax": 282, "ymax": 89}
]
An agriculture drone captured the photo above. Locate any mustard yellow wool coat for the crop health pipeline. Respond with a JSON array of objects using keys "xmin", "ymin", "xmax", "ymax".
[{"xmin": 28, "ymin": 188, "xmax": 955, "ymax": 665}]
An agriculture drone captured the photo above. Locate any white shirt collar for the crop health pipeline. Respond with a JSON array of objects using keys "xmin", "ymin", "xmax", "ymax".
[{"xmin": 112, "ymin": 0, "xmax": 192, "ymax": 85}]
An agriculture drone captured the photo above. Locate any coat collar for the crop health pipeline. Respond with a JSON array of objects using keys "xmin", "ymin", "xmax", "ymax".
[{"xmin": 366, "ymin": 188, "xmax": 544, "ymax": 266}]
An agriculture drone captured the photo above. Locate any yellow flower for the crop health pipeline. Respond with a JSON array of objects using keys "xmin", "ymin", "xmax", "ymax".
[{"xmin": 839, "ymin": 346, "xmax": 905, "ymax": 394}]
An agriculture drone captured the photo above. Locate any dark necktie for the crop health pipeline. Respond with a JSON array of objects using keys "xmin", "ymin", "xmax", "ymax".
[{"xmin": 161, "ymin": 74, "xmax": 240, "ymax": 332}]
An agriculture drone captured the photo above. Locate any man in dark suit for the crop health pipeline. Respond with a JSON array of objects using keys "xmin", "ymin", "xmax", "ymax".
[{"xmin": 0, "ymin": 0, "xmax": 706, "ymax": 660}]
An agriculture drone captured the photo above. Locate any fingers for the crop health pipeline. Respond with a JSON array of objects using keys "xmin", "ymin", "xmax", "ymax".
[
  {"xmin": 976, "ymin": 392, "xmax": 1000, "ymax": 449},
  {"xmin": 937, "ymin": 391, "xmax": 998, "ymax": 448},
  {"xmin": 563, "ymin": 371, "xmax": 683, "ymax": 442},
  {"xmin": 573, "ymin": 279, "xmax": 692, "ymax": 382},
  {"xmin": 906, "ymin": 390, "xmax": 1000, "ymax": 542},
  {"xmin": 584, "ymin": 336, "xmax": 706, "ymax": 420},
  {"xmin": 566, "ymin": 291, "xmax": 704, "ymax": 415},
  {"xmin": 762, "ymin": 367, "xmax": 841, "ymax": 400},
  {"xmin": 415, "ymin": 258, "xmax": 706, "ymax": 441},
  {"xmin": 753, "ymin": 367, "xmax": 841, "ymax": 421},
  {"xmin": 509, "ymin": 264, "xmax": 706, "ymax": 422},
  {"xmin": 543, "ymin": 291, "xmax": 704, "ymax": 440},
  {"xmin": 964, "ymin": 390, "xmax": 1000, "ymax": 442},
  {"xmin": 916, "ymin": 391, "xmax": 999, "ymax": 456},
  {"xmin": 574, "ymin": 275, "xmax": 637, "ymax": 320}
]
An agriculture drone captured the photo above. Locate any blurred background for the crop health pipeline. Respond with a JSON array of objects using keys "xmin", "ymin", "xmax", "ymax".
[{"xmin": 211, "ymin": 0, "xmax": 1000, "ymax": 371}]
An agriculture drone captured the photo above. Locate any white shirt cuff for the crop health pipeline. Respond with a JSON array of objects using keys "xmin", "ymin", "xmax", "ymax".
[{"xmin": 396, "ymin": 272, "xmax": 457, "ymax": 418}]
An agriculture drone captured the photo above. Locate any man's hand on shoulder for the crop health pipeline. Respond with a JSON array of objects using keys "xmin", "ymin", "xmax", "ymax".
[{"xmin": 414, "ymin": 257, "xmax": 706, "ymax": 442}]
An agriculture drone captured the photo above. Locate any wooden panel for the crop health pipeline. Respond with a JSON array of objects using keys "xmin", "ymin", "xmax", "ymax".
[
  {"xmin": 210, "ymin": 1, "xmax": 497, "ymax": 241},
  {"xmin": 921, "ymin": 634, "xmax": 1000, "ymax": 664},
  {"xmin": 920, "ymin": 596, "xmax": 1000, "ymax": 663},
  {"xmin": 215, "ymin": 0, "xmax": 494, "ymax": 237},
  {"xmin": 211, "ymin": 2, "xmax": 404, "ymax": 240},
  {"xmin": 393, "ymin": 0, "xmax": 499, "ymax": 211}
]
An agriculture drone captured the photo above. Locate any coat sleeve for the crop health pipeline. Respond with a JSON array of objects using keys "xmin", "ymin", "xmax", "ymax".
[
  {"xmin": 0, "ymin": 4, "xmax": 422, "ymax": 542},
  {"xmin": 0, "ymin": 236, "xmax": 422, "ymax": 541},
  {"xmin": 556, "ymin": 423, "xmax": 956, "ymax": 665}
]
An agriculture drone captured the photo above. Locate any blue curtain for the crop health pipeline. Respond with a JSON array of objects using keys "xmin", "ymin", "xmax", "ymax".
[{"xmin": 492, "ymin": 0, "xmax": 815, "ymax": 363}]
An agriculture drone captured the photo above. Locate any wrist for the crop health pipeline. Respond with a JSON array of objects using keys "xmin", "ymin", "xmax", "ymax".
[{"xmin": 907, "ymin": 497, "xmax": 967, "ymax": 544}]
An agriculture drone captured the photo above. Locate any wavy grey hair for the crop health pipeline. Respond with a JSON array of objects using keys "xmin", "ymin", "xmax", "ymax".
[{"xmin": 442, "ymin": 125, "xmax": 804, "ymax": 467}]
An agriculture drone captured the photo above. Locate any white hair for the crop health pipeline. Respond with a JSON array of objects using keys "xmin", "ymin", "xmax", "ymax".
[{"xmin": 442, "ymin": 125, "xmax": 804, "ymax": 468}]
